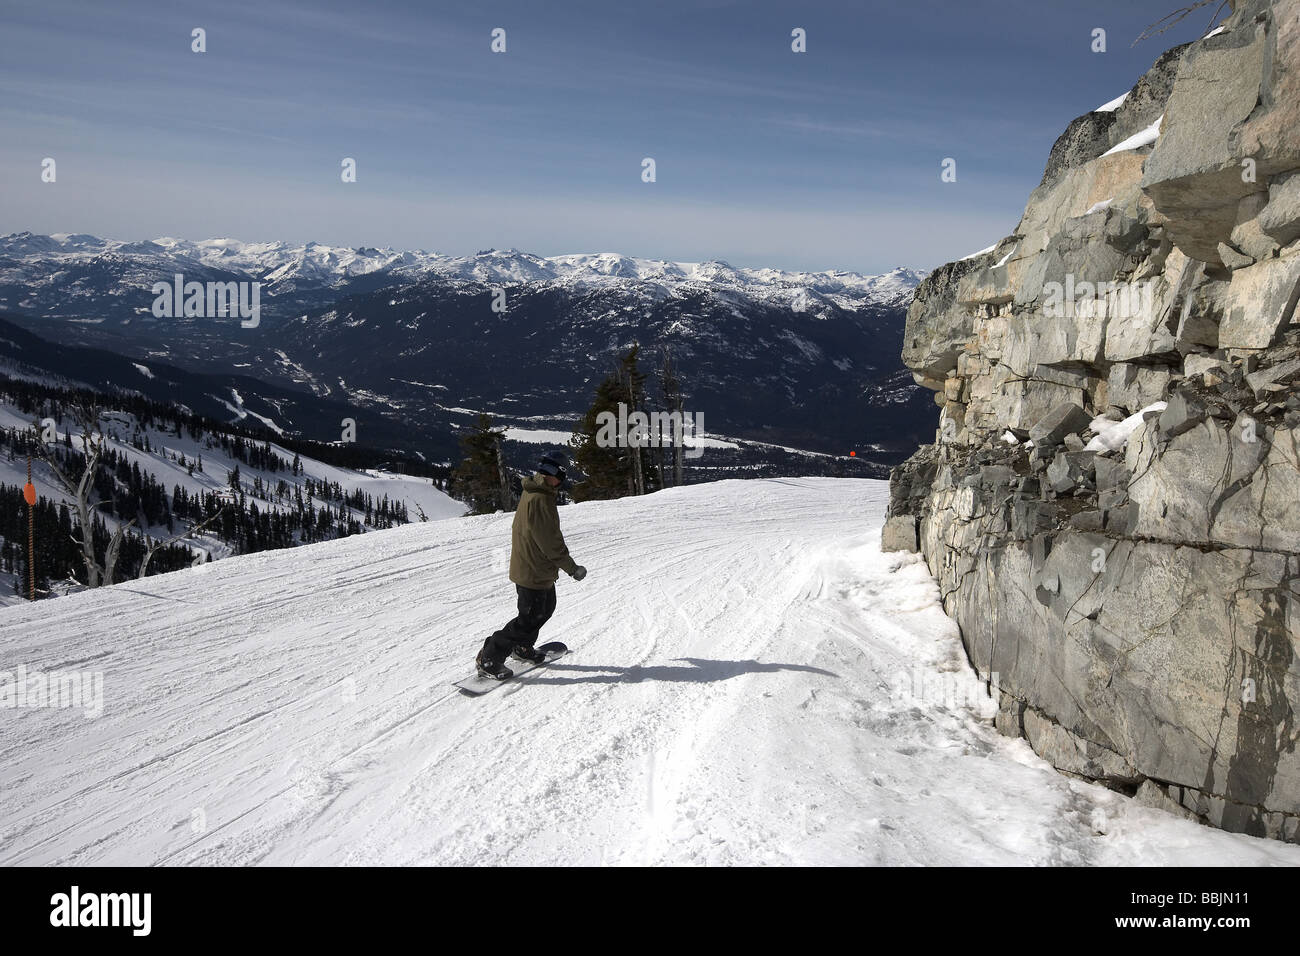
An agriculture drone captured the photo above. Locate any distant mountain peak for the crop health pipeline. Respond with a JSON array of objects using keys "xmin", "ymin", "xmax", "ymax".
[{"xmin": 0, "ymin": 232, "xmax": 928, "ymax": 314}]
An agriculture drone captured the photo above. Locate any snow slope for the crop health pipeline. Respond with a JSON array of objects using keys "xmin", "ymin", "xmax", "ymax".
[
  {"xmin": 0, "ymin": 402, "xmax": 464, "ymax": 593},
  {"xmin": 1, "ymin": 478, "xmax": 1295, "ymax": 866}
]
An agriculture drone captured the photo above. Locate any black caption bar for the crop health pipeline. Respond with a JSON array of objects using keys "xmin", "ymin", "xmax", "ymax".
[{"xmin": 0, "ymin": 866, "xmax": 1281, "ymax": 943}]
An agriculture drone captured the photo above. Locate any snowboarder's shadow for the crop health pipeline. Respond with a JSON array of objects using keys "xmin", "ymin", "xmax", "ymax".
[{"xmin": 523, "ymin": 657, "xmax": 835, "ymax": 686}]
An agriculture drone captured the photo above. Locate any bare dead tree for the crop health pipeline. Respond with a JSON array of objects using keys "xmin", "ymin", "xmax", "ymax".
[
  {"xmin": 102, "ymin": 523, "xmax": 133, "ymax": 586},
  {"xmin": 137, "ymin": 505, "xmax": 228, "ymax": 579},
  {"xmin": 622, "ymin": 362, "xmax": 645, "ymax": 496},
  {"xmin": 660, "ymin": 350, "xmax": 685, "ymax": 488},
  {"xmin": 35, "ymin": 404, "xmax": 136, "ymax": 588},
  {"xmin": 653, "ymin": 410, "xmax": 667, "ymax": 491},
  {"xmin": 494, "ymin": 435, "xmax": 517, "ymax": 511},
  {"xmin": 1134, "ymin": 0, "xmax": 1230, "ymax": 45}
]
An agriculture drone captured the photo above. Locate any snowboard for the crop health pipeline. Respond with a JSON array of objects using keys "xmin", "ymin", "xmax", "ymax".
[{"xmin": 454, "ymin": 642, "xmax": 568, "ymax": 697}]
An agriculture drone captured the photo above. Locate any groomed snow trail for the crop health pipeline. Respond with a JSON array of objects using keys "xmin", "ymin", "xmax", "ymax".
[{"xmin": 2, "ymin": 478, "xmax": 1296, "ymax": 866}]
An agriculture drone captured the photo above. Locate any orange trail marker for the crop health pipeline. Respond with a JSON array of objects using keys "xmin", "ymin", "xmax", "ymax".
[{"xmin": 25, "ymin": 455, "xmax": 35, "ymax": 600}]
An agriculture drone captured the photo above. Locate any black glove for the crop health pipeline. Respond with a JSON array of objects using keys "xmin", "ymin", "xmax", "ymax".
[{"xmin": 572, "ymin": 565, "xmax": 587, "ymax": 581}]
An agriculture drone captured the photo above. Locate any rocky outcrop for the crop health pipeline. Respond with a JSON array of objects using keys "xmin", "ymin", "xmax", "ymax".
[{"xmin": 886, "ymin": 0, "xmax": 1300, "ymax": 842}]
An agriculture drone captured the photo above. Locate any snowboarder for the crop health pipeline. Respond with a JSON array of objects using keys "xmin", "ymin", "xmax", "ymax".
[{"xmin": 476, "ymin": 455, "xmax": 587, "ymax": 680}]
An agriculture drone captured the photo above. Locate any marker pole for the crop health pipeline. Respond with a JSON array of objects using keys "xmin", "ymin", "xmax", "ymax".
[{"xmin": 25, "ymin": 455, "xmax": 36, "ymax": 600}]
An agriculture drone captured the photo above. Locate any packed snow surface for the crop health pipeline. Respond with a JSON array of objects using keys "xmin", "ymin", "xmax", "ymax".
[{"xmin": 2, "ymin": 478, "xmax": 1295, "ymax": 866}]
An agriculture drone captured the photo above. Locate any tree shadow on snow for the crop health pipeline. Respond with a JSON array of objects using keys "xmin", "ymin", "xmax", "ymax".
[
  {"xmin": 522, "ymin": 658, "xmax": 836, "ymax": 687},
  {"xmin": 108, "ymin": 586, "xmax": 200, "ymax": 605}
]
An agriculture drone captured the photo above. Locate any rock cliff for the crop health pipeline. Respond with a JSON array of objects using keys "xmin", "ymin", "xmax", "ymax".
[{"xmin": 885, "ymin": 0, "xmax": 1300, "ymax": 841}]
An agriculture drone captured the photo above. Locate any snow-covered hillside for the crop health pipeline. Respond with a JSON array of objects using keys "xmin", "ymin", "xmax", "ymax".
[
  {"xmin": 0, "ymin": 401, "xmax": 463, "ymax": 604},
  {"xmin": 0, "ymin": 478, "xmax": 1293, "ymax": 865}
]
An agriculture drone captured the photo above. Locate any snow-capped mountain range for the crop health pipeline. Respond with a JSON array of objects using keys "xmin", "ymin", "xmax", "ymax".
[
  {"xmin": 0, "ymin": 231, "xmax": 934, "ymax": 473},
  {"xmin": 0, "ymin": 232, "xmax": 925, "ymax": 314}
]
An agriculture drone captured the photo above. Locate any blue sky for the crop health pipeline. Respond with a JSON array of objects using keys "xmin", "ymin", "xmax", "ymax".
[{"xmin": 0, "ymin": 1, "xmax": 1215, "ymax": 273}]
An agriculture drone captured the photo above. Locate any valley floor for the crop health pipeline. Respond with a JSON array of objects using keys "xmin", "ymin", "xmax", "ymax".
[{"xmin": 1, "ymin": 478, "xmax": 1296, "ymax": 865}]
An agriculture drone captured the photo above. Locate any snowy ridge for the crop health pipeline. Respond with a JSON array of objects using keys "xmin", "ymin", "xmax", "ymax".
[
  {"xmin": 0, "ymin": 233, "xmax": 927, "ymax": 310},
  {"xmin": 0, "ymin": 478, "xmax": 1294, "ymax": 865}
]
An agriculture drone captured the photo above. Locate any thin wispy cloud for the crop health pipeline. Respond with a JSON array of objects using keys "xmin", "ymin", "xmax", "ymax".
[{"xmin": 0, "ymin": 0, "xmax": 1211, "ymax": 273}]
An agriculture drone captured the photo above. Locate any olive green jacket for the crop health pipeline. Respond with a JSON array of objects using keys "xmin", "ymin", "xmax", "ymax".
[{"xmin": 510, "ymin": 474, "xmax": 579, "ymax": 589}]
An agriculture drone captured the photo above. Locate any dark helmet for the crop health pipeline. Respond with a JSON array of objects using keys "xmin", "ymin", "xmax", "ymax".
[{"xmin": 537, "ymin": 454, "xmax": 568, "ymax": 484}]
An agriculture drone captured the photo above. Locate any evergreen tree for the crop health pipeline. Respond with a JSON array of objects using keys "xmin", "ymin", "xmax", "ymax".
[
  {"xmin": 451, "ymin": 413, "xmax": 513, "ymax": 514},
  {"xmin": 570, "ymin": 345, "xmax": 660, "ymax": 501}
]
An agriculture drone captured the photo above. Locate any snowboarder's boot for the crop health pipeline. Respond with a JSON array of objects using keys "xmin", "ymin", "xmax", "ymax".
[
  {"xmin": 476, "ymin": 650, "xmax": 513, "ymax": 681},
  {"xmin": 511, "ymin": 643, "xmax": 548, "ymax": 665}
]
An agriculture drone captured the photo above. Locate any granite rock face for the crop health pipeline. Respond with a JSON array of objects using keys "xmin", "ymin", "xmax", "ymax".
[{"xmin": 887, "ymin": 0, "xmax": 1300, "ymax": 842}]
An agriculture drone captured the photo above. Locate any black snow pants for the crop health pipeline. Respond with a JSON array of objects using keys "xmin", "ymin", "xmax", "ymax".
[{"xmin": 480, "ymin": 584, "xmax": 557, "ymax": 662}]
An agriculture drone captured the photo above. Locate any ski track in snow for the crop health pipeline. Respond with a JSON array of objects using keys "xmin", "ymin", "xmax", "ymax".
[{"xmin": 1, "ymin": 478, "xmax": 1297, "ymax": 866}]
